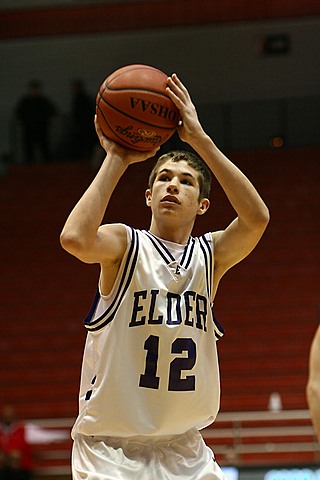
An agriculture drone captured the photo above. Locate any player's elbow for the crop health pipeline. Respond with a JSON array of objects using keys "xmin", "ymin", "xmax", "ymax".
[
  {"xmin": 60, "ymin": 230, "xmax": 85, "ymax": 257},
  {"xmin": 60, "ymin": 229, "xmax": 97, "ymax": 264},
  {"xmin": 259, "ymin": 203, "xmax": 270, "ymax": 225},
  {"xmin": 306, "ymin": 379, "xmax": 320, "ymax": 407},
  {"xmin": 254, "ymin": 204, "xmax": 270, "ymax": 234}
]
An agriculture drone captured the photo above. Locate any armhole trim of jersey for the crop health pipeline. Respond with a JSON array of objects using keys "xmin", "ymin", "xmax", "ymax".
[
  {"xmin": 199, "ymin": 233, "xmax": 213, "ymax": 300},
  {"xmin": 200, "ymin": 233, "xmax": 224, "ymax": 340},
  {"xmin": 83, "ymin": 227, "xmax": 139, "ymax": 332},
  {"xmin": 212, "ymin": 309, "xmax": 225, "ymax": 340}
]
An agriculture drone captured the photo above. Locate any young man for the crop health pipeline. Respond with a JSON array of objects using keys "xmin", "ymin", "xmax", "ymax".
[{"xmin": 60, "ymin": 73, "xmax": 269, "ymax": 479}]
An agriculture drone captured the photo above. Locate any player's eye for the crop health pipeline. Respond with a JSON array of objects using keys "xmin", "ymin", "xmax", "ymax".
[
  {"xmin": 158, "ymin": 175, "xmax": 170, "ymax": 181},
  {"xmin": 181, "ymin": 178, "xmax": 194, "ymax": 186}
]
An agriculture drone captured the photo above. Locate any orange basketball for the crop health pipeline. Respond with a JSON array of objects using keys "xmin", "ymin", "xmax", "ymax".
[{"xmin": 96, "ymin": 64, "xmax": 180, "ymax": 151}]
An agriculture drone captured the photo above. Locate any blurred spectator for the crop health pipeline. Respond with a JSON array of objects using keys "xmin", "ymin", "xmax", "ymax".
[
  {"xmin": 0, "ymin": 405, "xmax": 69, "ymax": 480},
  {"xmin": 70, "ymin": 79, "xmax": 96, "ymax": 161},
  {"xmin": 0, "ymin": 405, "xmax": 33, "ymax": 479},
  {"xmin": 15, "ymin": 80, "xmax": 57, "ymax": 164}
]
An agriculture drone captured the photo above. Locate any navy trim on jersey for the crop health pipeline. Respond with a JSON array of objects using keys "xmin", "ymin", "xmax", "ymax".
[
  {"xmin": 83, "ymin": 227, "xmax": 224, "ymax": 337},
  {"xmin": 84, "ymin": 227, "xmax": 139, "ymax": 331},
  {"xmin": 199, "ymin": 234, "xmax": 212, "ymax": 300},
  {"xmin": 180, "ymin": 237, "xmax": 195, "ymax": 269},
  {"xmin": 143, "ymin": 230, "xmax": 176, "ymax": 263},
  {"xmin": 212, "ymin": 308, "xmax": 225, "ymax": 339},
  {"xmin": 144, "ymin": 230, "xmax": 196, "ymax": 270},
  {"xmin": 83, "ymin": 288, "xmax": 101, "ymax": 326},
  {"xmin": 198, "ymin": 233, "xmax": 224, "ymax": 339}
]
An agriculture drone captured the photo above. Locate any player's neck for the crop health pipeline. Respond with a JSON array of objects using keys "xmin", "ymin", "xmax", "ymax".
[{"xmin": 148, "ymin": 220, "xmax": 192, "ymax": 245}]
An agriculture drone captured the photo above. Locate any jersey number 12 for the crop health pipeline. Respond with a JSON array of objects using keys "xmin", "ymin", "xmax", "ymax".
[{"xmin": 139, "ymin": 335, "xmax": 196, "ymax": 391}]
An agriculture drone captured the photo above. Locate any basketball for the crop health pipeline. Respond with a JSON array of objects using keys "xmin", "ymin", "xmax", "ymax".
[{"xmin": 96, "ymin": 64, "xmax": 180, "ymax": 151}]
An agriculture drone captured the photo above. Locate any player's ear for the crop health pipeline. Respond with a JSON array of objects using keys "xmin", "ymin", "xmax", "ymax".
[
  {"xmin": 145, "ymin": 189, "xmax": 152, "ymax": 207},
  {"xmin": 197, "ymin": 198, "xmax": 210, "ymax": 216}
]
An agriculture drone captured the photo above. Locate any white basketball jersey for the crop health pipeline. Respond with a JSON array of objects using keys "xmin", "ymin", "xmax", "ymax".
[{"xmin": 72, "ymin": 226, "xmax": 224, "ymax": 439}]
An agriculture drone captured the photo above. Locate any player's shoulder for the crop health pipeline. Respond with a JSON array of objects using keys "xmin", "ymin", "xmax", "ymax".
[
  {"xmin": 196, "ymin": 231, "xmax": 216, "ymax": 247},
  {"xmin": 210, "ymin": 230, "xmax": 224, "ymax": 247},
  {"xmin": 99, "ymin": 222, "xmax": 130, "ymax": 239},
  {"xmin": 100, "ymin": 223, "xmax": 147, "ymax": 257},
  {"xmin": 98, "ymin": 223, "xmax": 132, "ymax": 263}
]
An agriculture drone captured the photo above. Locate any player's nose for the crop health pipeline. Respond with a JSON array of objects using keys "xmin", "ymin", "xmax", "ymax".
[
  {"xmin": 166, "ymin": 177, "xmax": 179, "ymax": 193},
  {"xmin": 166, "ymin": 182, "xmax": 179, "ymax": 194}
]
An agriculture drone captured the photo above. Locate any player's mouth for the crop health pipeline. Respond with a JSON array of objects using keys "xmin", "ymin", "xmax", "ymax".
[{"xmin": 161, "ymin": 195, "xmax": 180, "ymax": 204}]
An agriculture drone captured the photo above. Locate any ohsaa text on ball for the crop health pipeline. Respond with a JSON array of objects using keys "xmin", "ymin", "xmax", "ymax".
[{"xmin": 130, "ymin": 98, "xmax": 178, "ymax": 122}]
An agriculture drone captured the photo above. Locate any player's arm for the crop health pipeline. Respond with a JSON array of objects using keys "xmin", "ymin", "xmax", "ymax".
[
  {"xmin": 307, "ymin": 325, "xmax": 320, "ymax": 442},
  {"xmin": 60, "ymin": 116, "xmax": 159, "ymax": 268},
  {"xmin": 166, "ymin": 74, "xmax": 269, "ymax": 281}
]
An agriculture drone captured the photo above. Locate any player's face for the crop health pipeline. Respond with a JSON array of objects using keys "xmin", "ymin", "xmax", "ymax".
[{"xmin": 145, "ymin": 159, "xmax": 209, "ymax": 224}]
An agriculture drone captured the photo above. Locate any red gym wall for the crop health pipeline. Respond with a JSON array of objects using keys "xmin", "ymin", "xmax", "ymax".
[{"xmin": 1, "ymin": 0, "xmax": 320, "ymax": 39}]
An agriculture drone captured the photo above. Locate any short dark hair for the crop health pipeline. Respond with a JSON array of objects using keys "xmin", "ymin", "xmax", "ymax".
[{"xmin": 148, "ymin": 150, "xmax": 212, "ymax": 200}]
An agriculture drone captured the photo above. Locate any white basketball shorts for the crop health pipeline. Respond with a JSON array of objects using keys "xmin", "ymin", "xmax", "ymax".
[{"xmin": 72, "ymin": 428, "xmax": 226, "ymax": 480}]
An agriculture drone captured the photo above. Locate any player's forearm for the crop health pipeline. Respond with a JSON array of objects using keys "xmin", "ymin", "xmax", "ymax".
[
  {"xmin": 60, "ymin": 153, "xmax": 128, "ymax": 256},
  {"xmin": 190, "ymin": 132, "xmax": 269, "ymax": 228}
]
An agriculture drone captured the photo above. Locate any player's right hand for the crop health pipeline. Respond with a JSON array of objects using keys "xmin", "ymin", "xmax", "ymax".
[{"xmin": 94, "ymin": 115, "xmax": 160, "ymax": 165}]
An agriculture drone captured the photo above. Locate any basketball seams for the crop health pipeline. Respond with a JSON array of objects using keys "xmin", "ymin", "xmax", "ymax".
[
  {"xmin": 96, "ymin": 64, "xmax": 179, "ymax": 151},
  {"xmin": 99, "ymin": 82, "xmax": 172, "ymax": 106},
  {"xmin": 104, "ymin": 86, "xmax": 170, "ymax": 99},
  {"xmin": 96, "ymin": 99, "xmax": 174, "ymax": 151},
  {"xmin": 96, "ymin": 97, "xmax": 175, "ymax": 132},
  {"xmin": 105, "ymin": 65, "xmax": 166, "ymax": 88},
  {"xmin": 97, "ymin": 92, "xmax": 176, "ymax": 130}
]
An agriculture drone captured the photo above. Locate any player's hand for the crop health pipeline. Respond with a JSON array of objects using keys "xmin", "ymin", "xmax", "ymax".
[
  {"xmin": 166, "ymin": 74, "xmax": 204, "ymax": 144},
  {"xmin": 94, "ymin": 115, "xmax": 160, "ymax": 165}
]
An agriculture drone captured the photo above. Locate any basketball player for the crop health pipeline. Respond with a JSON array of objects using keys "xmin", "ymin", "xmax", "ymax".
[
  {"xmin": 60, "ymin": 73, "xmax": 269, "ymax": 479},
  {"xmin": 307, "ymin": 325, "xmax": 320, "ymax": 442}
]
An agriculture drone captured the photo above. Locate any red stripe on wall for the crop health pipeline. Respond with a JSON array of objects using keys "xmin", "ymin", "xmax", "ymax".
[{"xmin": 1, "ymin": 0, "xmax": 320, "ymax": 39}]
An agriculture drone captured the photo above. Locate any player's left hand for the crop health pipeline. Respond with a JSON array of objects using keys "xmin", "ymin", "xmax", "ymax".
[{"xmin": 166, "ymin": 74, "xmax": 204, "ymax": 143}]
